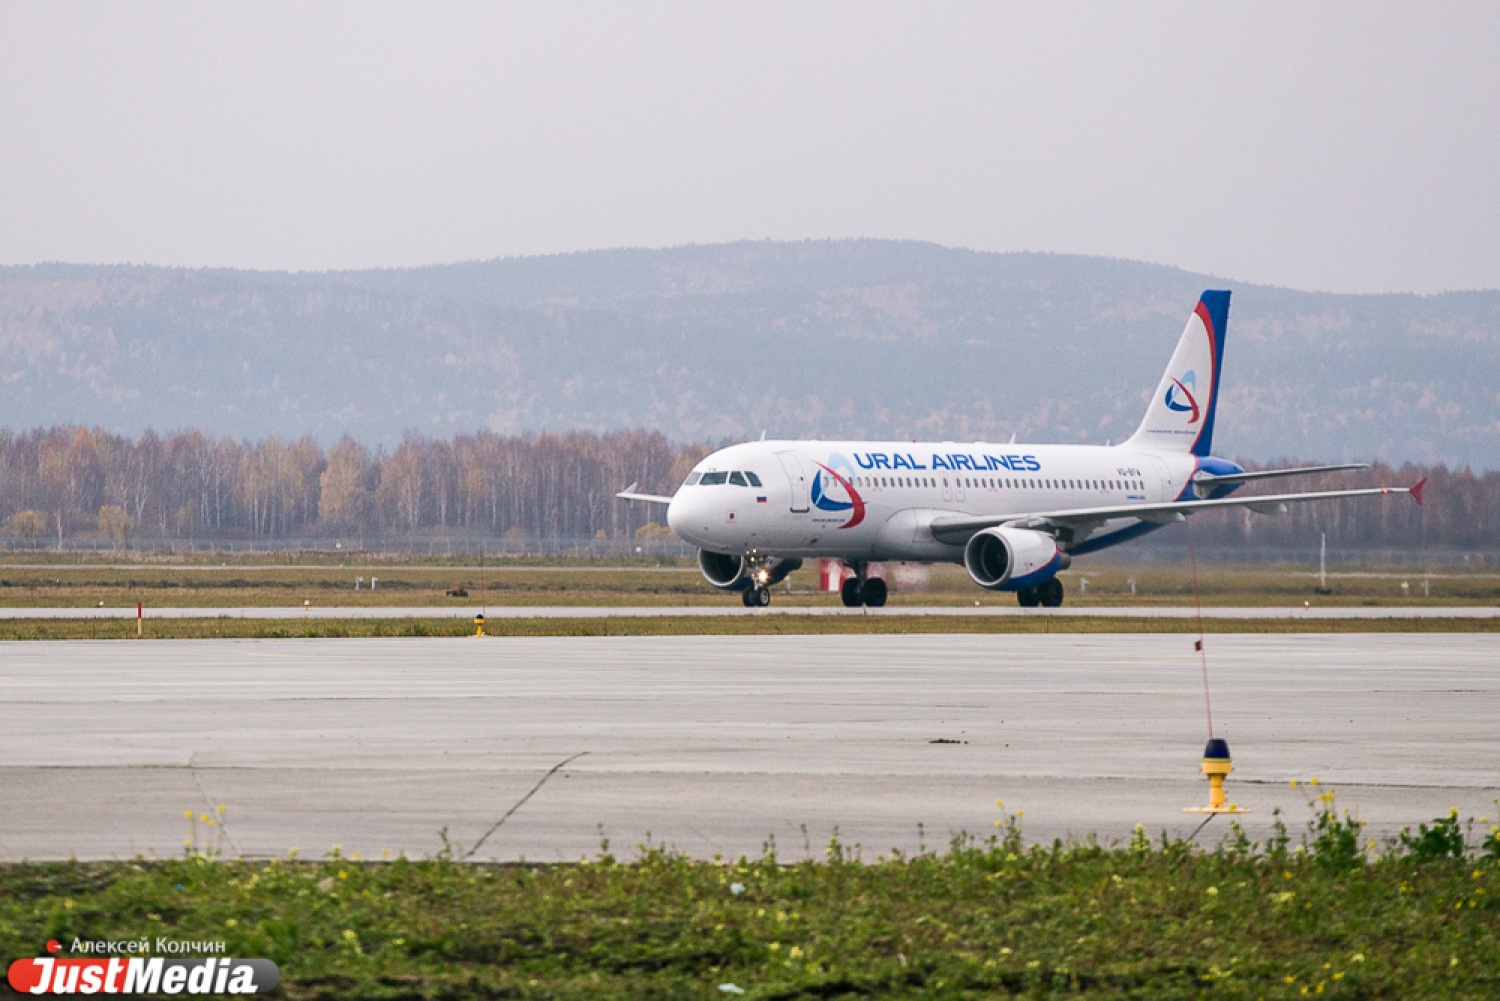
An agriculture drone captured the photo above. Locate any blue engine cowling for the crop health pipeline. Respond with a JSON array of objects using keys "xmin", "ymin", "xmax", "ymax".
[
  {"xmin": 697, "ymin": 551, "xmax": 803, "ymax": 591},
  {"xmin": 963, "ymin": 527, "xmax": 1068, "ymax": 591}
]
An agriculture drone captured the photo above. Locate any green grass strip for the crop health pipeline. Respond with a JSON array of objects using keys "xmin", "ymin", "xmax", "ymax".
[
  {"xmin": 5, "ymin": 820, "xmax": 1498, "ymax": 1000},
  {"xmin": 0, "ymin": 614, "xmax": 1496, "ymax": 640}
]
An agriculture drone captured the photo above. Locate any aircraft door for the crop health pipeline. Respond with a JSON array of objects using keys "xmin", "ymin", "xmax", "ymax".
[
  {"xmin": 776, "ymin": 451, "xmax": 810, "ymax": 513},
  {"xmin": 1146, "ymin": 455, "xmax": 1174, "ymax": 502},
  {"xmin": 941, "ymin": 476, "xmax": 951, "ymax": 502},
  {"xmin": 954, "ymin": 475, "xmax": 966, "ymax": 503}
]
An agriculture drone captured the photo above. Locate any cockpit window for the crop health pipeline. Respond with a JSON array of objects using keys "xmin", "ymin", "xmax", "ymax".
[
  {"xmin": 728, "ymin": 471, "xmax": 748, "ymax": 487},
  {"xmin": 699, "ymin": 471, "xmax": 728, "ymax": 485},
  {"xmin": 745, "ymin": 471, "xmax": 762, "ymax": 487},
  {"xmin": 684, "ymin": 472, "xmax": 702, "ymax": 486}
]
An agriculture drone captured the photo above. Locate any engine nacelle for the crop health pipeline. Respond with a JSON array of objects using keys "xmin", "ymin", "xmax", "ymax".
[
  {"xmin": 698, "ymin": 550, "xmax": 750, "ymax": 590},
  {"xmin": 963, "ymin": 526, "xmax": 1069, "ymax": 592},
  {"xmin": 697, "ymin": 551, "xmax": 803, "ymax": 591}
]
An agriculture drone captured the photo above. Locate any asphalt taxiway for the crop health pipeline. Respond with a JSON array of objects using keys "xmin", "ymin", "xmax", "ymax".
[{"xmin": 2, "ymin": 634, "xmax": 1495, "ymax": 861}]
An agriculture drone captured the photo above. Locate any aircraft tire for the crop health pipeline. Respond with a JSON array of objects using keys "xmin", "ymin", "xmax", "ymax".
[
  {"xmin": 751, "ymin": 587, "xmax": 771, "ymax": 607},
  {"xmin": 1017, "ymin": 588, "xmax": 1041, "ymax": 608},
  {"xmin": 840, "ymin": 578, "xmax": 863, "ymax": 608},
  {"xmin": 1038, "ymin": 578, "xmax": 1065, "ymax": 607},
  {"xmin": 863, "ymin": 578, "xmax": 888, "ymax": 607}
]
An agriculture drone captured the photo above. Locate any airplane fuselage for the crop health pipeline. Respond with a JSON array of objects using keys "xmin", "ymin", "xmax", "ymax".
[{"xmin": 667, "ymin": 439, "xmax": 1243, "ymax": 563}]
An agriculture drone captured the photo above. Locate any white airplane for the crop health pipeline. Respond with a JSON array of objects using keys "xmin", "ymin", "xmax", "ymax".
[{"xmin": 619, "ymin": 291, "xmax": 1424, "ymax": 608}]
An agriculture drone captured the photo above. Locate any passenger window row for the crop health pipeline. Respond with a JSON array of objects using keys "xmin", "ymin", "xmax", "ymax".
[{"xmin": 849, "ymin": 475, "xmax": 1145, "ymax": 493}]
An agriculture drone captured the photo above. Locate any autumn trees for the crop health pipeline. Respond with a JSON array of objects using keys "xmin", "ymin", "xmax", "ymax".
[
  {"xmin": 0, "ymin": 426, "xmax": 682, "ymax": 544},
  {"xmin": 0, "ymin": 424, "xmax": 1493, "ymax": 552}
]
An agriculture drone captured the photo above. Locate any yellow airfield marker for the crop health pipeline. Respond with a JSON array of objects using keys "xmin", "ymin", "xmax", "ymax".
[
  {"xmin": 1185, "ymin": 738, "xmax": 1248, "ymax": 814},
  {"xmin": 474, "ymin": 613, "xmax": 486, "ymax": 637}
]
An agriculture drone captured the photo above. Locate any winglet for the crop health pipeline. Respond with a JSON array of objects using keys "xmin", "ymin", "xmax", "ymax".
[
  {"xmin": 1410, "ymin": 476, "xmax": 1426, "ymax": 506},
  {"xmin": 622, "ymin": 482, "xmax": 638, "ymax": 495}
]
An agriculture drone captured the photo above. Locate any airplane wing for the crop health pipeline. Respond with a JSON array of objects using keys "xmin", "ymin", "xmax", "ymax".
[
  {"xmin": 929, "ymin": 477, "xmax": 1425, "ymax": 544},
  {"xmin": 616, "ymin": 482, "xmax": 674, "ymax": 505}
]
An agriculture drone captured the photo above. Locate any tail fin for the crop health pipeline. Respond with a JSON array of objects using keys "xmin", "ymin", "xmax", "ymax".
[{"xmin": 1124, "ymin": 290, "xmax": 1230, "ymax": 456}]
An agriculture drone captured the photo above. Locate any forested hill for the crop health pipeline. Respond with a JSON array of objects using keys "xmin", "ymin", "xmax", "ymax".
[{"xmin": 2, "ymin": 241, "xmax": 1497, "ymax": 469}]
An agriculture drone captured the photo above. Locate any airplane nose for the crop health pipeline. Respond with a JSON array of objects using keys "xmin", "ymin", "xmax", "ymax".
[
  {"xmin": 666, "ymin": 494, "xmax": 685, "ymax": 536},
  {"xmin": 667, "ymin": 490, "xmax": 710, "ymax": 547}
]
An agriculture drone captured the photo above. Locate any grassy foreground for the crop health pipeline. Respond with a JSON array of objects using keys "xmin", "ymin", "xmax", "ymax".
[
  {"xmin": 1, "ymin": 614, "xmax": 1498, "ymax": 640},
  {"xmin": 4, "ymin": 801, "xmax": 1498, "ymax": 999}
]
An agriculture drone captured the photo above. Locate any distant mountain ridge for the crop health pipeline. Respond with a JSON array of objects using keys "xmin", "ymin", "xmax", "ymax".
[{"xmin": 2, "ymin": 241, "xmax": 1497, "ymax": 468}]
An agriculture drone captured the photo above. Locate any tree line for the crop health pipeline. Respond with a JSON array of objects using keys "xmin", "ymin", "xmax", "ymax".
[
  {"xmin": 0, "ymin": 426, "xmax": 1494, "ymax": 552},
  {"xmin": 0, "ymin": 426, "xmax": 700, "ymax": 545}
]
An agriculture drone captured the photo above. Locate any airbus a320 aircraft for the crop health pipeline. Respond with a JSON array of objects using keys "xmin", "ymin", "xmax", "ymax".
[{"xmin": 619, "ymin": 291, "xmax": 1423, "ymax": 608}]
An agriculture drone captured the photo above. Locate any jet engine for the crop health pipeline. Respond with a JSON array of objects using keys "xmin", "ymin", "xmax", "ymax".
[
  {"xmin": 697, "ymin": 550, "xmax": 802, "ymax": 591},
  {"xmin": 963, "ymin": 526, "xmax": 1069, "ymax": 591}
]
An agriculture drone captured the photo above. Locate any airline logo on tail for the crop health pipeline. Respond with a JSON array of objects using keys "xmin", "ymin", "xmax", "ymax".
[
  {"xmin": 810, "ymin": 460, "xmax": 865, "ymax": 529},
  {"xmin": 1164, "ymin": 370, "xmax": 1201, "ymax": 423}
]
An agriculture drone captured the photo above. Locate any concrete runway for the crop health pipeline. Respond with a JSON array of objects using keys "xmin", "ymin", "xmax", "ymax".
[
  {"xmin": 2, "ymin": 634, "xmax": 1496, "ymax": 862},
  {"xmin": 2, "ymin": 604, "xmax": 1497, "ymax": 618}
]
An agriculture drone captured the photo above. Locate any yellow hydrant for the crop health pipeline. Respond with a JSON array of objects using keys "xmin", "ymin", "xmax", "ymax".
[
  {"xmin": 1185, "ymin": 738, "xmax": 1248, "ymax": 814},
  {"xmin": 474, "ymin": 613, "xmax": 486, "ymax": 637}
]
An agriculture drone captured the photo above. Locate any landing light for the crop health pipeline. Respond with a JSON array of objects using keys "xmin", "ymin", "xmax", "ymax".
[{"xmin": 755, "ymin": 569, "xmax": 770, "ymax": 584}]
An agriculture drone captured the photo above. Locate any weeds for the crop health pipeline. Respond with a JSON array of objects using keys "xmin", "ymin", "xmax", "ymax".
[{"xmin": 2, "ymin": 794, "xmax": 1496, "ymax": 999}]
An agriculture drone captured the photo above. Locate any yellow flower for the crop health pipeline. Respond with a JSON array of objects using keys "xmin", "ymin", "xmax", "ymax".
[
  {"xmin": 184, "ymin": 810, "xmax": 194, "ymax": 819},
  {"xmin": 225, "ymin": 919, "xmax": 237, "ymax": 929},
  {"xmin": 217, "ymin": 805, "xmax": 226, "ymax": 814},
  {"xmin": 199, "ymin": 813, "xmax": 209, "ymax": 823},
  {"xmin": 338, "ymin": 870, "xmax": 348, "ymax": 879},
  {"xmin": 768, "ymin": 942, "xmax": 780, "ymax": 951}
]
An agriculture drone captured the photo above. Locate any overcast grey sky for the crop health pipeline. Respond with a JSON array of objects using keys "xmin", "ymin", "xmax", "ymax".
[{"xmin": 2, "ymin": 2, "xmax": 1496, "ymax": 293}]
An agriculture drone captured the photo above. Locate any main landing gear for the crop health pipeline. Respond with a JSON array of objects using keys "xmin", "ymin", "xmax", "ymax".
[
  {"xmin": 1016, "ymin": 578, "xmax": 1065, "ymax": 608},
  {"xmin": 839, "ymin": 563, "xmax": 887, "ymax": 608}
]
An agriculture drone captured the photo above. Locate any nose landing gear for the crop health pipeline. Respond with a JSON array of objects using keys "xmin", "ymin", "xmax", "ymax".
[{"xmin": 741, "ymin": 586, "xmax": 772, "ymax": 607}]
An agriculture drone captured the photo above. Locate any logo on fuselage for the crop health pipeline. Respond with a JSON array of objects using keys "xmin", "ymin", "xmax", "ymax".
[
  {"xmin": 1164, "ymin": 370, "xmax": 1201, "ymax": 423},
  {"xmin": 810, "ymin": 456, "xmax": 865, "ymax": 529}
]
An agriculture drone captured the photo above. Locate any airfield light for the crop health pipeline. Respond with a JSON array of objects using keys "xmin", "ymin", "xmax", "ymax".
[{"xmin": 1184, "ymin": 738, "xmax": 1247, "ymax": 815}]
